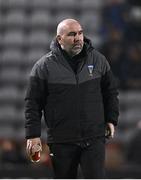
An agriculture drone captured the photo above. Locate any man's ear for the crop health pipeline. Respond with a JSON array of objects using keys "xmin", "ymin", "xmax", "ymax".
[{"xmin": 56, "ymin": 35, "xmax": 61, "ymax": 43}]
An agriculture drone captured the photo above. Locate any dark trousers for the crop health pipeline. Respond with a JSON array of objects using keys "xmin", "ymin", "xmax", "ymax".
[{"xmin": 49, "ymin": 138, "xmax": 105, "ymax": 179}]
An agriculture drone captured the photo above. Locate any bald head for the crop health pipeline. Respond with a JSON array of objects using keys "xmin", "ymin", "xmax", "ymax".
[{"xmin": 57, "ymin": 19, "xmax": 82, "ymax": 36}]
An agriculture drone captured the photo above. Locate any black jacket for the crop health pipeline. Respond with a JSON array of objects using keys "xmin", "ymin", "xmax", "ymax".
[{"xmin": 25, "ymin": 37, "xmax": 119, "ymax": 143}]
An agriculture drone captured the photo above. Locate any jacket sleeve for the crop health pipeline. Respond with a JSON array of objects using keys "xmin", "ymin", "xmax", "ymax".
[
  {"xmin": 25, "ymin": 62, "xmax": 48, "ymax": 139},
  {"xmin": 100, "ymin": 56, "xmax": 119, "ymax": 126}
]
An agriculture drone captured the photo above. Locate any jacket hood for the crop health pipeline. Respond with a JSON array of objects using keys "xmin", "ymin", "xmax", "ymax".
[{"xmin": 50, "ymin": 36, "xmax": 94, "ymax": 55}]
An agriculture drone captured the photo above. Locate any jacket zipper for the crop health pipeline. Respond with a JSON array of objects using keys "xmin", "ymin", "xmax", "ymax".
[
  {"xmin": 75, "ymin": 73, "xmax": 79, "ymax": 85},
  {"xmin": 75, "ymin": 73, "xmax": 83, "ymax": 140}
]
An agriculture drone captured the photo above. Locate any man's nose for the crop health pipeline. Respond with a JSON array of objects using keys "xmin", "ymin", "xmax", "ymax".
[{"xmin": 74, "ymin": 33, "xmax": 80, "ymax": 41}]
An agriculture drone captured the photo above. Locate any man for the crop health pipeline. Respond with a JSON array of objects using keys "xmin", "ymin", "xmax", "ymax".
[{"xmin": 25, "ymin": 19, "xmax": 119, "ymax": 178}]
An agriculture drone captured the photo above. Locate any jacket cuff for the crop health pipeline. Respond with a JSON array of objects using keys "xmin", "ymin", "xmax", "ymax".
[
  {"xmin": 25, "ymin": 126, "xmax": 41, "ymax": 139},
  {"xmin": 106, "ymin": 120, "xmax": 117, "ymax": 126}
]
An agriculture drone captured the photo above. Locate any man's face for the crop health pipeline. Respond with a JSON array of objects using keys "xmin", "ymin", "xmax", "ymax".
[{"xmin": 57, "ymin": 22, "xmax": 84, "ymax": 56}]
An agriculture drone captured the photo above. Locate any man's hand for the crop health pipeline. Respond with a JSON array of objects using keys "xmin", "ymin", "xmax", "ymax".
[
  {"xmin": 26, "ymin": 137, "xmax": 42, "ymax": 157},
  {"xmin": 105, "ymin": 123, "xmax": 115, "ymax": 139}
]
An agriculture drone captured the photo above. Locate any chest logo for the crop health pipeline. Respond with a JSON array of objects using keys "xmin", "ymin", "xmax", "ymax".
[{"xmin": 87, "ymin": 65, "xmax": 94, "ymax": 77}]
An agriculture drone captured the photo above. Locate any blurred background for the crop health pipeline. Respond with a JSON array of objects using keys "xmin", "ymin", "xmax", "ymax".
[{"xmin": 0, "ymin": 0, "xmax": 141, "ymax": 178}]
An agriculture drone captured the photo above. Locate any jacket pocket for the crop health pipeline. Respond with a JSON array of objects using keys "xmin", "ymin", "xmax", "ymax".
[
  {"xmin": 53, "ymin": 106, "xmax": 66, "ymax": 128},
  {"xmin": 44, "ymin": 108, "xmax": 55, "ymax": 128}
]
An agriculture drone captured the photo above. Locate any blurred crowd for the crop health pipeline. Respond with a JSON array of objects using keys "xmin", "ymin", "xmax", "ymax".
[
  {"xmin": 0, "ymin": 0, "xmax": 141, "ymax": 178},
  {"xmin": 99, "ymin": 0, "xmax": 141, "ymax": 90}
]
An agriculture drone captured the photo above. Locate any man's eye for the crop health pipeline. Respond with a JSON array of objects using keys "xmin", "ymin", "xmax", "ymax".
[
  {"xmin": 79, "ymin": 31, "xmax": 83, "ymax": 35},
  {"xmin": 68, "ymin": 32, "xmax": 76, "ymax": 36}
]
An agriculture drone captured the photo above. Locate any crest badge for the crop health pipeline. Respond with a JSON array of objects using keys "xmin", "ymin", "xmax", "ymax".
[{"xmin": 87, "ymin": 65, "xmax": 94, "ymax": 77}]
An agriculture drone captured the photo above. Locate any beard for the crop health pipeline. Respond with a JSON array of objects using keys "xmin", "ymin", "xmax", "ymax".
[
  {"xmin": 71, "ymin": 43, "xmax": 83, "ymax": 56},
  {"xmin": 61, "ymin": 42, "xmax": 83, "ymax": 57}
]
